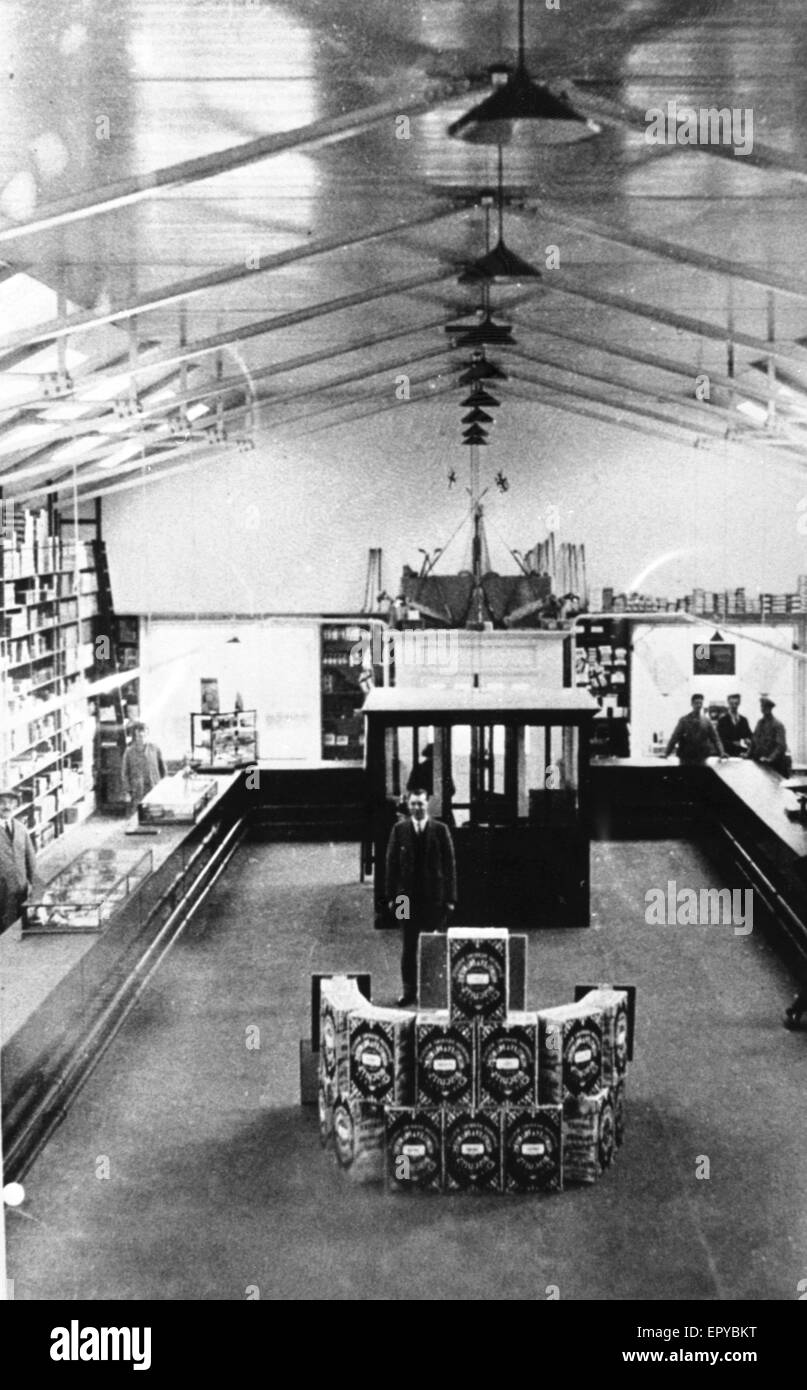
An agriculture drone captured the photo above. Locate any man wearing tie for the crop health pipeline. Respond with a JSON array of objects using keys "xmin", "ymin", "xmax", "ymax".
[
  {"xmin": 385, "ymin": 787, "xmax": 457, "ymax": 1007},
  {"xmin": 0, "ymin": 787, "xmax": 37, "ymax": 933}
]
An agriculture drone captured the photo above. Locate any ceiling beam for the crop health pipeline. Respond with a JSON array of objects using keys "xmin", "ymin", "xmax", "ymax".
[
  {"xmin": 0, "ymin": 203, "xmax": 464, "ymax": 355},
  {"xmin": 518, "ymin": 201, "xmax": 807, "ymax": 307},
  {"xmin": 548, "ymin": 273, "xmax": 807, "ymax": 367},
  {"xmin": 0, "ymin": 78, "xmax": 484, "ymax": 245},
  {"xmin": 506, "ymin": 345, "xmax": 733, "ymax": 439}
]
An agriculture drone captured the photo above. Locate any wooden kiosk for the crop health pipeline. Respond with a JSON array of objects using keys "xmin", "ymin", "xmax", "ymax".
[{"xmin": 363, "ymin": 686, "xmax": 599, "ymax": 929}]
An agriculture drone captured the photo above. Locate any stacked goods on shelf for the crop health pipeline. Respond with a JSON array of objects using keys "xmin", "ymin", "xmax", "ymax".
[
  {"xmin": 1, "ymin": 507, "xmax": 98, "ymax": 848},
  {"xmin": 318, "ymin": 935, "xmax": 634, "ymax": 1195}
]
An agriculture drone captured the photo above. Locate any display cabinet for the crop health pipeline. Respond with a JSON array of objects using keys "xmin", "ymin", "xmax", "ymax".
[
  {"xmin": 190, "ymin": 710, "xmax": 257, "ymax": 769},
  {"xmin": 574, "ymin": 617, "xmax": 630, "ymax": 758},
  {"xmin": 363, "ymin": 685, "xmax": 598, "ymax": 929},
  {"xmin": 321, "ymin": 619, "xmax": 386, "ymax": 761},
  {"xmin": 22, "ymin": 846, "xmax": 153, "ymax": 935},
  {"xmin": 138, "ymin": 772, "xmax": 218, "ymax": 824}
]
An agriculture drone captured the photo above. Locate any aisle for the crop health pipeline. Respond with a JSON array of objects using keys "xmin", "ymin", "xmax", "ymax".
[{"xmin": 6, "ymin": 838, "xmax": 806, "ymax": 1301}]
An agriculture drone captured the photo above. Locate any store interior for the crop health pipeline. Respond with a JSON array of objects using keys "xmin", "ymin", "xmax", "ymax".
[{"xmin": 2, "ymin": 0, "xmax": 807, "ymax": 1302}]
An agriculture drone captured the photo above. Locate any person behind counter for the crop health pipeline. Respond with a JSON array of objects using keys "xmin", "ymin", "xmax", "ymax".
[
  {"xmin": 663, "ymin": 693, "xmax": 726, "ymax": 764},
  {"xmin": 749, "ymin": 696, "xmax": 791, "ymax": 777},
  {"xmin": 121, "ymin": 722, "xmax": 166, "ymax": 807},
  {"xmin": 0, "ymin": 787, "xmax": 37, "ymax": 932},
  {"xmin": 717, "ymin": 693, "xmax": 753, "ymax": 758}
]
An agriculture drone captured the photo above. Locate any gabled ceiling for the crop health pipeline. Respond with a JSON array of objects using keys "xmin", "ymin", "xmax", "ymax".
[{"xmin": 1, "ymin": 0, "xmax": 807, "ymax": 505}]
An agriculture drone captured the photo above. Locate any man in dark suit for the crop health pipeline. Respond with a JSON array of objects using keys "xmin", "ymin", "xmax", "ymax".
[
  {"xmin": 385, "ymin": 787, "xmax": 457, "ymax": 1006},
  {"xmin": 717, "ymin": 693, "xmax": 753, "ymax": 758},
  {"xmin": 0, "ymin": 787, "xmax": 37, "ymax": 932}
]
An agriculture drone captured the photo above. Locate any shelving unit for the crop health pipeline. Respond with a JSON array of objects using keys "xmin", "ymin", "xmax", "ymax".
[
  {"xmin": 190, "ymin": 710, "xmax": 258, "ymax": 769},
  {"xmin": 321, "ymin": 619, "xmax": 385, "ymax": 761},
  {"xmin": 1, "ymin": 511, "xmax": 99, "ymax": 850},
  {"xmin": 574, "ymin": 617, "xmax": 630, "ymax": 758}
]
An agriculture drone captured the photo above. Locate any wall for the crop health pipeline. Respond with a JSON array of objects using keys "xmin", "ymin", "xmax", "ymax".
[
  {"xmin": 138, "ymin": 618, "xmax": 321, "ymax": 763},
  {"xmin": 630, "ymin": 620, "xmax": 797, "ymax": 758},
  {"xmin": 101, "ymin": 399, "xmax": 807, "ymax": 618}
]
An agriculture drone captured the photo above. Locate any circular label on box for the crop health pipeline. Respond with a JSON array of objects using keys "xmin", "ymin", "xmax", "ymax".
[
  {"xmin": 507, "ymin": 1114, "xmax": 561, "ymax": 1190},
  {"xmin": 445, "ymin": 1114, "xmax": 499, "ymax": 1188},
  {"xmin": 388, "ymin": 1117, "xmax": 441, "ymax": 1187},
  {"xmin": 480, "ymin": 1031, "xmax": 534, "ymax": 1102},
  {"xmin": 451, "ymin": 945, "xmax": 505, "ymax": 1017},
  {"xmin": 564, "ymin": 1022, "xmax": 602, "ymax": 1096},
  {"xmin": 419, "ymin": 1032, "xmax": 471, "ymax": 1101},
  {"xmin": 332, "ymin": 1101, "xmax": 355, "ymax": 1168},
  {"xmin": 350, "ymin": 1024, "xmax": 394, "ymax": 1099}
]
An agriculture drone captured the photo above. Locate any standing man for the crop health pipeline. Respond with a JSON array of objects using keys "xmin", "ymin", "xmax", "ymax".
[
  {"xmin": 0, "ymin": 788, "xmax": 36, "ymax": 933},
  {"xmin": 121, "ymin": 721, "xmax": 166, "ymax": 807},
  {"xmin": 385, "ymin": 787, "xmax": 457, "ymax": 1007},
  {"xmin": 664, "ymin": 693, "xmax": 726, "ymax": 764},
  {"xmin": 717, "ymin": 693, "xmax": 753, "ymax": 758},
  {"xmin": 750, "ymin": 696, "xmax": 790, "ymax": 776}
]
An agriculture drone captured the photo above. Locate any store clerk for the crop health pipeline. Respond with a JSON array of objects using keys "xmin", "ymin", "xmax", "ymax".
[
  {"xmin": 121, "ymin": 722, "xmax": 166, "ymax": 807},
  {"xmin": 0, "ymin": 787, "xmax": 37, "ymax": 933}
]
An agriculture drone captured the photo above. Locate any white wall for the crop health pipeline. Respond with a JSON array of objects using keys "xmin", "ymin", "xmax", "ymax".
[
  {"xmin": 101, "ymin": 400, "xmax": 807, "ymax": 618},
  {"xmin": 630, "ymin": 621, "xmax": 796, "ymax": 757},
  {"xmin": 137, "ymin": 619, "xmax": 321, "ymax": 763}
]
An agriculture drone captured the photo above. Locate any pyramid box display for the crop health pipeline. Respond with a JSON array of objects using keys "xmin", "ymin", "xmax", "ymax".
[{"xmin": 317, "ymin": 931, "xmax": 634, "ymax": 1195}]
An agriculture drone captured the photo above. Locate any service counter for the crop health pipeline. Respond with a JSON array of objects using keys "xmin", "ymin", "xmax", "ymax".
[
  {"xmin": 591, "ymin": 754, "xmax": 807, "ymax": 971},
  {"xmin": 1, "ymin": 770, "xmax": 246, "ymax": 1179}
]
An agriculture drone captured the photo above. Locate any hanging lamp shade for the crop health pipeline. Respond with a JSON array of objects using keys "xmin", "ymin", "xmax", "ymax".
[
  {"xmin": 461, "ymin": 387, "xmax": 501, "ymax": 408},
  {"xmin": 459, "ymin": 351, "xmax": 508, "ymax": 385},
  {"xmin": 462, "ymin": 422, "xmax": 489, "ymax": 438},
  {"xmin": 461, "ymin": 407, "xmax": 494, "ymax": 424},
  {"xmin": 462, "ymin": 431, "xmax": 489, "ymax": 445},
  {"xmin": 448, "ymin": 64, "xmax": 601, "ymax": 145},
  {"xmin": 447, "ymin": 311, "xmax": 515, "ymax": 346},
  {"xmin": 458, "ymin": 238, "xmax": 541, "ymax": 283}
]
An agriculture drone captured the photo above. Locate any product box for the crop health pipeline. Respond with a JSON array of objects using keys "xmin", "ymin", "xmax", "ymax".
[
  {"xmin": 503, "ymin": 1106, "xmax": 563, "ymax": 1193},
  {"xmin": 443, "ymin": 1108, "xmax": 503, "ymax": 1192},
  {"xmin": 344, "ymin": 1006, "xmax": 415, "ymax": 1106},
  {"xmin": 477, "ymin": 1013, "xmax": 538, "ymax": 1108},
  {"xmin": 537, "ymin": 999, "xmax": 604, "ymax": 1104},
  {"xmin": 575, "ymin": 987, "xmax": 629, "ymax": 1083},
  {"xmin": 331, "ymin": 1097, "xmax": 386, "ymax": 1184},
  {"xmin": 448, "ymin": 927, "xmax": 508, "ymax": 1022},
  {"xmin": 319, "ymin": 976, "xmax": 370, "ymax": 1092},
  {"xmin": 562, "ymin": 1089, "xmax": 616, "ymax": 1185},
  {"xmin": 418, "ymin": 931, "xmax": 527, "ymax": 1011},
  {"xmin": 386, "ymin": 1108, "xmax": 443, "ymax": 1192},
  {"xmin": 612, "ymin": 1076, "xmax": 626, "ymax": 1149},
  {"xmin": 415, "ymin": 1012, "xmax": 474, "ymax": 1106}
]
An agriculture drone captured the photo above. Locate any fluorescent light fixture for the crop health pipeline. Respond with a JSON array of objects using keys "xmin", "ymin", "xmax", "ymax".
[{"xmin": 185, "ymin": 402, "xmax": 210, "ymax": 421}]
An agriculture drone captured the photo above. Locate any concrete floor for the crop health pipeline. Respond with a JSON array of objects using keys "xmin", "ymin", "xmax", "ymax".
[{"xmin": 5, "ymin": 837, "xmax": 807, "ymax": 1301}]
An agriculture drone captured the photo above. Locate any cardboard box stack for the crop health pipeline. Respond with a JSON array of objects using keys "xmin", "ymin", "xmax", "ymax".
[{"xmin": 319, "ymin": 934, "xmax": 634, "ymax": 1194}]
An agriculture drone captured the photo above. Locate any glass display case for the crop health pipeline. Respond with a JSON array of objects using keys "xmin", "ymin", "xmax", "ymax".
[
  {"xmin": 23, "ymin": 846, "xmax": 153, "ymax": 935},
  {"xmin": 190, "ymin": 710, "xmax": 258, "ymax": 769},
  {"xmin": 138, "ymin": 772, "xmax": 218, "ymax": 825}
]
